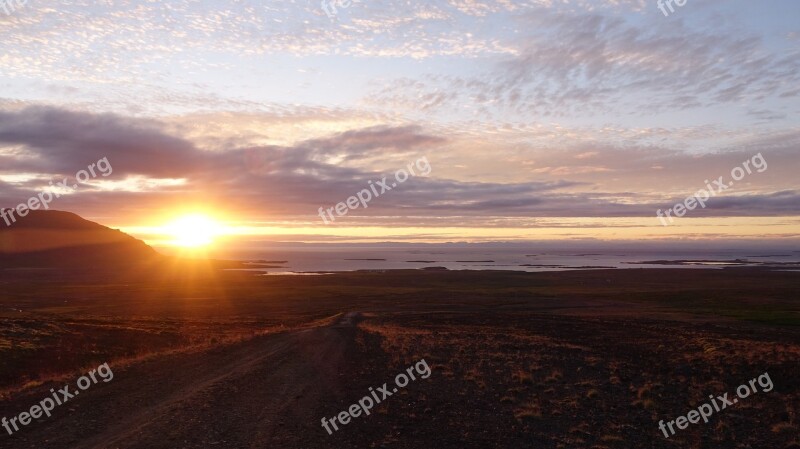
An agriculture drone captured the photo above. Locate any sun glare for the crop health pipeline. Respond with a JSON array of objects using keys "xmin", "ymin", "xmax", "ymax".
[{"xmin": 163, "ymin": 214, "xmax": 223, "ymax": 248}]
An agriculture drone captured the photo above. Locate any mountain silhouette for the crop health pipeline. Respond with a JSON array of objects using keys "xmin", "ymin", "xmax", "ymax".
[{"xmin": 0, "ymin": 209, "xmax": 160, "ymax": 268}]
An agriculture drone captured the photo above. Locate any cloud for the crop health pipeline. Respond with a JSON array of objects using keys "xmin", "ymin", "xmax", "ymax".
[
  {"xmin": 0, "ymin": 106, "xmax": 205, "ymax": 178},
  {"xmin": 1, "ymin": 106, "xmax": 798, "ymax": 227},
  {"xmin": 366, "ymin": 6, "xmax": 800, "ymax": 118}
]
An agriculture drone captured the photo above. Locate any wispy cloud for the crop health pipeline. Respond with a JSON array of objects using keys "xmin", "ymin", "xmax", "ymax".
[{"xmin": 0, "ymin": 1, "xmax": 798, "ymax": 241}]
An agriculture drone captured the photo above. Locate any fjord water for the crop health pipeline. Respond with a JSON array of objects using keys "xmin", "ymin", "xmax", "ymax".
[{"xmin": 177, "ymin": 243, "xmax": 800, "ymax": 274}]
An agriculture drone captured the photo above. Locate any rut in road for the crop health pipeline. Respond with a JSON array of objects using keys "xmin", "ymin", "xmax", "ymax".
[{"xmin": 3, "ymin": 321, "xmax": 360, "ymax": 449}]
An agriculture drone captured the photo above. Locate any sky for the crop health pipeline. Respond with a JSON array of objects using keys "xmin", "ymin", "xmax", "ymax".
[{"xmin": 0, "ymin": 0, "xmax": 798, "ymax": 247}]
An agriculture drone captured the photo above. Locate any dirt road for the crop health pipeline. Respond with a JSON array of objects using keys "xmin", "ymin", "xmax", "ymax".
[
  {"xmin": 1, "ymin": 314, "xmax": 365, "ymax": 449},
  {"xmin": 3, "ymin": 267, "xmax": 799, "ymax": 449}
]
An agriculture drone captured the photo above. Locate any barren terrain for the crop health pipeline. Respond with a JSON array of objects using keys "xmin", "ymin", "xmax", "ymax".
[{"xmin": 1, "ymin": 268, "xmax": 798, "ymax": 448}]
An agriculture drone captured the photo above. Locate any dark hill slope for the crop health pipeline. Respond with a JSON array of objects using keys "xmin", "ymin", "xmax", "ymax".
[{"xmin": 0, "ymin": 210, "xmax": 160, "ymax": 268}]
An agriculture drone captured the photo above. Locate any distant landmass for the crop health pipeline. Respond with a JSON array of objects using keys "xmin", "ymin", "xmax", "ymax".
[{"xmin": 0, "ymin": 210, "xmax": 160, "ymax": 268}]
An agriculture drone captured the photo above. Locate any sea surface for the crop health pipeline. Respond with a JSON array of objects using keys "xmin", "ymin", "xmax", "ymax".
[{"xmin": 183, "ymin": 244, "xmax": 800, "ymax": 275}]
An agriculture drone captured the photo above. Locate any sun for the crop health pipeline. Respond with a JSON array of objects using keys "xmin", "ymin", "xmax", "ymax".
[{"xmin": 162, "ymin": 214, "xmax": 223, "ymax": 248}]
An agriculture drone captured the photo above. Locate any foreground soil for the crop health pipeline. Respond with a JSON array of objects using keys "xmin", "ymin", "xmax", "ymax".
[{"xmin": 0, "ymin": 268, "xmax": 798, "ymax": 448}]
